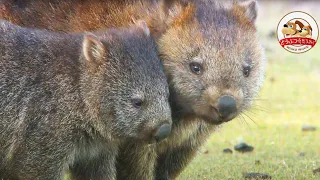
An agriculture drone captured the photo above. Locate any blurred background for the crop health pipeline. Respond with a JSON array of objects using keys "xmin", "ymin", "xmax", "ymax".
[{"xmin": 180, "ymin": 1, "xmax": 320, "ymax": 179}]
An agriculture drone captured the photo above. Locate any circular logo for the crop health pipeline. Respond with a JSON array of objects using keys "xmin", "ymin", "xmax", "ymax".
[{"xmin": 277, "ymin": 11, "xmax": 318, "ymax": 54}]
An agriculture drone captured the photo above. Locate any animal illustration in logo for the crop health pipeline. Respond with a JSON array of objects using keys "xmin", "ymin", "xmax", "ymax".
[
  {"xmin": 281, "ymin": 20, "xmax": 304, "ymax": 37},
  {"xmin": 277, "ymin": 11, "xmax": 318, "ymax": 53},
  {"xmin": 297, "ymin": 25, "xmax": 313, "ymax": 38}
]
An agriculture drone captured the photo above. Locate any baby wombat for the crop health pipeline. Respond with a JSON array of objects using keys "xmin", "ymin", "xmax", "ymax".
[{"xmin": 0, "ymin": 20, "xmax": 171, "ymax": 180}]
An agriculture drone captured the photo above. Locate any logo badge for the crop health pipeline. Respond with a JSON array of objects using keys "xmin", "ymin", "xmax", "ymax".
[{"xmin": 277, "ymin": 11, "xmax": 318, "ymax": 53}]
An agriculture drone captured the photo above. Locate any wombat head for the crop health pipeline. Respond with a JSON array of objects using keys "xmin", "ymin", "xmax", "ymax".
[
  {"xmin": 81, "ymin": 21, "xmax": 172, "ymax": 143},
  {"xmin": 149, "ymin": 0, "xmax": 265, "ymax": 125}
]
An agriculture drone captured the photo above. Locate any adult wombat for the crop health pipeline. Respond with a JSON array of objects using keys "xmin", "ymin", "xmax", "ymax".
[
  {"xmin": 1, "ymin": 0, "xmax": 266, "ymax": 179},
  {"xmin": 0, "ymin": 20, "xmax": 171, "ymax": 180}
]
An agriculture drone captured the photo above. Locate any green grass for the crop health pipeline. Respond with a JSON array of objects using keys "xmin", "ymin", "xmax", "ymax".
[{"xmin": 178, "ymin": 2, "xmax": 320, "ymax": 178}]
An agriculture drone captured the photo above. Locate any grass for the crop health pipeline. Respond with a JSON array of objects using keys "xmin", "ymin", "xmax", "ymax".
[{"xmin": 178, "ymin": 2, "xmax": 320, "ymax": 179}]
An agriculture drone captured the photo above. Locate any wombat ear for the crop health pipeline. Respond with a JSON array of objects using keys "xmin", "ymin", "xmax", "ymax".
[
  {"xmin": 82, "ymin": 34, "xmax": 106, "ymax": 72},
  {"xmin": 238, "ymin": 0, "xmax": 258, "ymax": 23},
  {"xmin": 134, "ymin": 20, "xmax": 150, "ymax": 37},
  {"xmin": 148, "ymin": 0, "xmax": 194, "ymax": 39}
]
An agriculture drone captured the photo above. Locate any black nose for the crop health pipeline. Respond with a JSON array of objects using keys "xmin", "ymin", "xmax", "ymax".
[
  {"xmin": 284, "ymin": 24, "xmax": 288, "ymax": 27},
  {"xmin": 217, "ymin": 95, "xmax": 237, "ymax": 119},
  {"xmin": 153, "ymin": 124, "xmax": 171, "ymax": 142},
  {"xmin": 299, "ymin": 30, "xmax": 302, "ymax": 33}
]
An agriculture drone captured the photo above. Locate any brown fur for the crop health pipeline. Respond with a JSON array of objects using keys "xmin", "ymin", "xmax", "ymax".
[
  {"xmin": 232, "ymin": 4, "xmax": 255, "ymax": 29},
  {"xmin": 0, "ymin": 1, "xmax": 20, "ymax": 24},
  {"xmin": 1, "ymin": 1, "xmax": 151, "ymax": 32},
  {"xmin": 172, "ymin": 3, "xmax": 196, "ymax": 27},
  {"xmin": 1, "ymin": 0, "xmax": 266, "ymax": 179}
]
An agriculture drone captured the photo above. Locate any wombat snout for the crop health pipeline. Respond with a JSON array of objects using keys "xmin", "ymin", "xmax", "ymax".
[
  {"xmin": 153, "ymin": 123, "xmax": 171, "ymax": 142},
  {"xmin": 216, "ymin": 95, "xmax": 237, "ymax": 121}
]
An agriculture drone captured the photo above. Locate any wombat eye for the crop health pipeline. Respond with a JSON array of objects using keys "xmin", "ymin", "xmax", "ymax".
[
  {"xmin": 304, "ymin": 28, "xmax": 307, "ymax": 31},
  {"xmin": 290, "ymin": 25, "xmax": 293, "ymax": 28},
  {"xmin": 243, "ymin": 66, "xmax": 251, "ymax": 77},
  {"xmin": 132, "ymin": 98, "xmax": 143, "ymax": 108},
  {"xmin": 189, "ymin": 62, "xmax": 203, "ymax": 75}
]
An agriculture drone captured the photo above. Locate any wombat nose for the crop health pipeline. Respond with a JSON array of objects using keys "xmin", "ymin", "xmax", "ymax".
[
  {"xmin": 217, "ymin": 95, "xmax": 237, "ymax": 119},
  {"xmin": 153, "ymin": 124, "xmax": 171, "ymax": 142},
  {"xmin": 284, "ymin": 24, "xmax": 288, "ymax": 27}
]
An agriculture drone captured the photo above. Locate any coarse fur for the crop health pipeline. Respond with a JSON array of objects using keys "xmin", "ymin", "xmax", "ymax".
[
  {"xmin": 1, "ymin": 0, "xmax": 266, "ymax": 179},
  {"xmin": 0, "ymin": 20, "xmax": 171, "ymax": 180}
]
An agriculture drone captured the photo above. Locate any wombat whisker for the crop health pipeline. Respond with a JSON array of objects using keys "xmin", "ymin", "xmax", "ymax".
[
  {"xmin": 236, "ymin": 115, "xmax": 245, "ymax": 125},
  {"xmin": 243, "ymin": 110, "xmax": 261, "ymax": 122},
  {"xmin": 248, "ymin": 102, "xmax": 267, "ymax": 110},
  {"xmin": 237, "ymin": 115, "xmax": 247, "ymax": 126},
  {"xmin": 239, "ymin": 114, "xmax": 251, "ymax": 129},
  {"xmin": 241, "ymin": 112, "xmax": 259, "ymax": 128},
  {"xmin": 250, "ymin": 99, "xmax": 269, "ymax": 102},
  {"xmin": 245, "ymin": 110, "xmax": 264, "ymax": 120},
  {"xmin": 251, "ymin": 95, "xmax": 270, "ymax": 102},
  {"xmin": 250, "ymin": 105, "xmax": 268, "ymax": 112}
]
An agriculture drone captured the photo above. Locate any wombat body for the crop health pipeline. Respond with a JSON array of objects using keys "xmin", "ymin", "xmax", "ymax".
[
  {"xmin": 1, "ymin": 0, "xmax": 266, "ymax": 179},
  {"xmin": 0, "ymin": 20, "xmax": 171, "ymax": 180}
]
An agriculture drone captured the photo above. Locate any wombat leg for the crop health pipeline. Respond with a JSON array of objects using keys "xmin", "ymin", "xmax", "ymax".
[
  {"xmin": 6, "ymin": 136, "xmax": 73, "ymax": 180},
  {"xmin": 155, "ymin": 145, "xmax": 198, "ymax": 180},
  {"xmin": 116, "ymin": 143, "xmax": 157, "ymax": 180},
  {"xmin": 69, "ymin": 154, "xmax": 116, "ymax": 180},
  {"xmin": 69, "ymin": 146, "xmax": 117, "ymax": 180},
  {"xmin": 155, "ymin": 124, "xmax": 213, "ymax": 179},
  {"xmin": 154, "ymin": 153, "xmax": 170, "ymax": 180}
]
